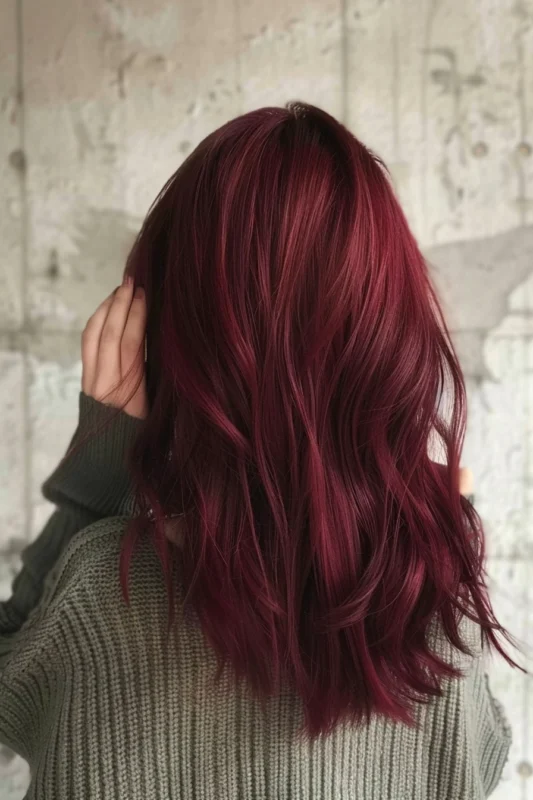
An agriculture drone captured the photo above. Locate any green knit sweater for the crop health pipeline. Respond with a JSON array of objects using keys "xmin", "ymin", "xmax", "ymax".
[{"xmin": 0, "ymin": 392, "xmax": 512, "ymax": 799}]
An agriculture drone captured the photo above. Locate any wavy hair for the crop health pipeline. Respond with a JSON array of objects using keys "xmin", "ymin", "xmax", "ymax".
[{"xmin": 106, "ymin": 102, "xmax": 521, "ymax": 738}]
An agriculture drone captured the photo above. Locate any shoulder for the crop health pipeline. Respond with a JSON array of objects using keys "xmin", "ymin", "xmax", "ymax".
[
  {"xmin": 34, "ymin": 517, "xmax": 160, "ymax": 621},
  {"xmin": 38, "ymin": 516, "xmax": 184, "ymax": 626},
  {"xmin": 0, "ymin": 518, "xmax": 131, "ymax": 678}
]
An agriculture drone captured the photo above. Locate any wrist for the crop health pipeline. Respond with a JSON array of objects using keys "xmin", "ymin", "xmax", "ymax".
[{"xmin": 41, "ymin": 391, "xmax": 143, "ymax": 518}]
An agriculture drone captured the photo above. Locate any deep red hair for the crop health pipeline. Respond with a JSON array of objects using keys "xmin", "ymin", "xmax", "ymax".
[{"xmin": 107, "ymin": 102, "xmax": 521, "ymax": 738}]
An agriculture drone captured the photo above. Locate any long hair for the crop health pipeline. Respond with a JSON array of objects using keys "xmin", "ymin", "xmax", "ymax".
[{"xmin": 95, "ymin": 102, "xmax": 522, "ymax": 738}]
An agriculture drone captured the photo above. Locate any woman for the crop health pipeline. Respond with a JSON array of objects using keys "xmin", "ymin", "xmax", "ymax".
[{"xmin": 0, "ymin": 102, "xmax": 523, "ymax": 799}]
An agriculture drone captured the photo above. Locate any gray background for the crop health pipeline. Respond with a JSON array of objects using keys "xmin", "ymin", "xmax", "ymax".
[{"xmin": 0, "ymin": 0, "xmax": 532, "ymax": 797}]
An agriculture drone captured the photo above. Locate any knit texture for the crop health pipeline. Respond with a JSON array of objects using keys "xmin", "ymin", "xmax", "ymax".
[{"xmin": 0, "ymin": 392, "xmax": 513, "ymax": 799}]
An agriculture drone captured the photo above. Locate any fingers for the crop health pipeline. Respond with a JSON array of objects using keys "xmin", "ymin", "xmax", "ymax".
[
  {"xmin": 81, "ymin": 276, "xmax": 148, "ymax": 418},
  {"xmin": 94, "ymin": 280, "xmax": 135, "ymax": 399},
  {"xmin": 121, "ymin": 286, "xmax": 147, "ymax": 386},
  {"xmin": 81, "ymin": 289, "xmax": 116, "ymax": 395}
]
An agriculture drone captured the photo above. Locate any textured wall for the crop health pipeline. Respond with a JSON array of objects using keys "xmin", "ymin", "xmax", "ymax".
[{"xmin": 0, "ymin": 0, "xmax": 532, "ymax": 797}]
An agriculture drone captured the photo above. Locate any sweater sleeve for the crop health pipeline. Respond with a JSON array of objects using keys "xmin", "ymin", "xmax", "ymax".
[{"xmin": 0, "ymin": 391, "xmax": 142, "ymax": 640}]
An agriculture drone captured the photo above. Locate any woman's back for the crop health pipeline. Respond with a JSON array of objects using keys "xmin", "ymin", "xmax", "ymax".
[{"xmin": 0, "ymin": 514, "xmax": 511, "ymax": 800}]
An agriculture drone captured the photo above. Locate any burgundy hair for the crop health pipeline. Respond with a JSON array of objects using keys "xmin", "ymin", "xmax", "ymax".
[{"xmin": 101, "ymin": 102, "xmax": 521, "ymax": 738}]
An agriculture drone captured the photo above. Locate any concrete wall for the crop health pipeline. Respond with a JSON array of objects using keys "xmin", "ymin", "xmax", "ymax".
[{"xmin": 0, "ymin": 0, "xmax": 532, "ymax": 797}]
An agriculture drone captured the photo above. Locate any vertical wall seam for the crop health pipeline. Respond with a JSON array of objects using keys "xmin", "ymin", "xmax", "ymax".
[
  {"xmin": 515, "ymin": 19, "xmax": 527, "ymax": 229},
  {"xmin": 515, "ymin": 7, "xmax": 531, "ymax": 777},
  {"xmin": 16, "ymin": 0, "xmax": 31, "ymax": 543},
  {"xmin": 340, "ymin": 0, "xmax": 348, "ymax": 127},
  {"xmin": 234, "ymin": 0, "xmax": 242, "ymax": 116},
  {"xmin": 391, "ymin": 0, "xmax": 400, "ymax": 164},
  {"xmin": 420, "ymin": 0, "xmax": 438, "ymax": 246}
]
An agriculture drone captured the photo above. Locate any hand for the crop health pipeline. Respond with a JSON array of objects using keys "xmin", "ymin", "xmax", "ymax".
[{"xmin": 81, "ymin": 275, "xmax": 148, "ymax": 419}]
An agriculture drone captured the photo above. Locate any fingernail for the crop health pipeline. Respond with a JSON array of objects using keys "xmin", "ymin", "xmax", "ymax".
[
  {"xmin": 135, "ymin": 286, "xmax": 145, "ymax": 299},
  {"xmin": 125, "ymin": 274, "xmax": 133, "ymax": 286}
]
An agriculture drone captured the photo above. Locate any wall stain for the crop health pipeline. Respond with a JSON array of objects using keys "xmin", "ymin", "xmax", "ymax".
[
  {"xmin": 8, "ymin": 149, "xmax": 26, "ymax": 173},
  {"xmin": 472, "ymin": 141, "xmax": 488, "ymax": 158},
  {"xmin": 116, "ymin": 52, "xmax": 137, "ymax": 99},
  {"xmin": 47, "ymin": 249, "xmax": 60, "ymax": 280},
  {"xmin": 73, "ymin": 120, "xmax": 93, "ymax": 160}
]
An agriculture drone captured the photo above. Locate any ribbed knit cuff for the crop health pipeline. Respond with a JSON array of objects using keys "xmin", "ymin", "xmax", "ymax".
[{"xmin": 41, "ymin": 391, "xmax": 143, "ymax": 518}]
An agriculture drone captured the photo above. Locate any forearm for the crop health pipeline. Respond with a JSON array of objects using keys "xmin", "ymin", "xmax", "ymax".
[
  {"xmin": 41, "ymin": 391, "xmax": 142, "ymax": 517},
  {"xmin": 1, "ymin": 391, "xmax": 142, "ymax": 636},
  {"xmin": 0, "ymin": 504, "xmax": 99, "ymax": 635}
]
